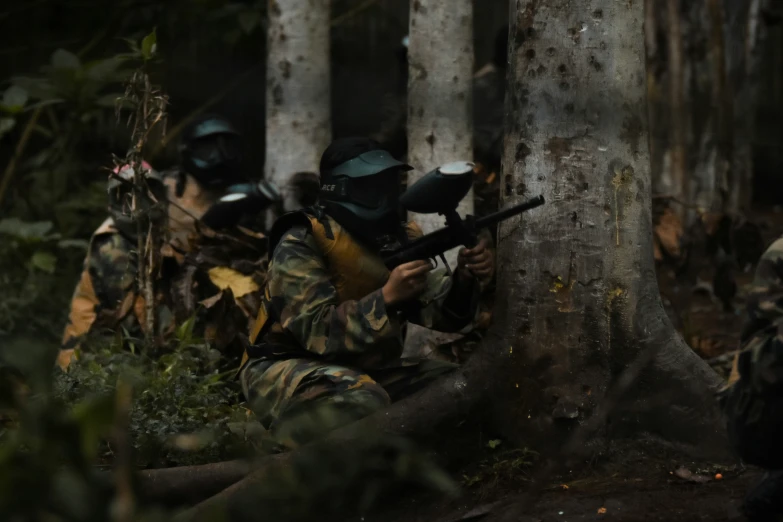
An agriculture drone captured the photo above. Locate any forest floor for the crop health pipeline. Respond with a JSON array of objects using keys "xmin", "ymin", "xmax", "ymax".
[{"xmin": 361, "ymin": 448, "xmax": 761, "ymax": 522}]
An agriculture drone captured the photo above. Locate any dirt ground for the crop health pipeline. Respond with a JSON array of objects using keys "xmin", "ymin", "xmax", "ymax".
[{"xmin": 361, "ymin": 453, "xmax": 763, "ymax": 522}]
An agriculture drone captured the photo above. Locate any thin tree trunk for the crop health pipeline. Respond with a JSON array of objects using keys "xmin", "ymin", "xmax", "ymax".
[
  {"xmin": 666, "ymin": 0, "xmax": 689, "ymax": 222},
  {"xmin": 728, "ymin": 0, "xmax": 769, "ymax": 213},
  {"xmin": 493, "ymin": 0, "xmax": 728, "ymax": 456},
  {"xmin": 404, "ymin": 0, "xmax": 476, "ymax": 357},
  {"xmin": 265, "ymin": 0, "xmax": 331, "ymax": 211},
  {"xmin": 406, "ymin": 0, "xmax": 475, "ymax": 262},
  {"xmin": 707, "ymin": 0, "xmax": 732, "ymax": 212}
]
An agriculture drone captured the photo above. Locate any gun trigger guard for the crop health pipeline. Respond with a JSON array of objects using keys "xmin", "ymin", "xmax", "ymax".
[{"xmin": 439, "ymin": 253, "xmax": 452, "ymax": 276}]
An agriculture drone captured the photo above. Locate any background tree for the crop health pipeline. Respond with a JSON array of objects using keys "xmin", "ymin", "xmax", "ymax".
[
  {"xmin": 492, "ymin": 0, "xmax": 728, "ymax": 454},
  {"xmin": 265, "ymin": 0, "xmax": 331, "ymax": 212},
  {"xmin": 404, "ymin": 0, "xmax": 475, "ymax": 356}
]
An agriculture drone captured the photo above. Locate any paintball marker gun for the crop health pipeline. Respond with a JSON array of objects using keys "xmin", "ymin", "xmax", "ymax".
[
  {"xmin": 200, "ymin": 180, "xmax": 282, "ymax": 230},
  {"xmin": 384, "ymin": 161, "xmax": 544, "ymax": 274}
]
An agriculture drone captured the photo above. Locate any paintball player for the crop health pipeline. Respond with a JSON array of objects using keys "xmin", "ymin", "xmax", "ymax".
[
  {"xmin": 161, "ymin": 113, "xmax": 246, "ymax": 263},
  {"xmin": 58, "ymin": 114, "xmax": 248, "ymax": 370},
  {"xmin": 721, "ymin": 237, "xmax": 783, "ymax": 521},
  {"xmin": 240, "ymin": 137, "xmax": 494, "ymax": 447},
  {"xmin": 58, "ymin": 161, "xmax": 165, "ymax": 370}
]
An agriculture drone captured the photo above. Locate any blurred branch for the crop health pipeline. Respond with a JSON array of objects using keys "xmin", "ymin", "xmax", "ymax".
[
  {"xmin": 112, "ymin": 378, "xmax": 135, "ymax": 522},
  {"xmin": 331, "ymin": 0, "xmax": 379, "ymax": 26},
  {"xmin": 0, "ymin": 107, "xmax": 43, "ymax": 210}
]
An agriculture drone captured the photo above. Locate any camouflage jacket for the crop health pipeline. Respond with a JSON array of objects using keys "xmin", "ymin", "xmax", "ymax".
[
  {"xmin": 733, "ymin": 237, "xmax": 783, "ymax": 395},
  {"xmin": 59, "ymin": 218, "xmax": 139, "ymax": 368},
  {"xmin": 255, "ymin": 221, "xmax": 481, "ymax": 370}
]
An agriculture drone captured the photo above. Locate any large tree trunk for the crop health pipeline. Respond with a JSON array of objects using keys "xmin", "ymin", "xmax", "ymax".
[
  {"xmin": 493, "ymin": 0, "xmax": 728, "ymax": 455},
  {"xmin": 404, "ymin": 0, "xmax": 476, "ymax": 357},
  {"xmin": 265, "ymin": 0, "xmax": 331, "ymax": 212}
]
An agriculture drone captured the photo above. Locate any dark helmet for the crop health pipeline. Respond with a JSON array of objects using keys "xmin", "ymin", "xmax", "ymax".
[
  {"xmin": 318, "ymin": 137, "xmax": 412, "ymax": 245},
  {"xmin": 107, "ymin": 161, "xmax": 166, "ymax": 241},
  {"xmin": 178, "ymin": 114, "xmax": 244, "ymax": 189}
]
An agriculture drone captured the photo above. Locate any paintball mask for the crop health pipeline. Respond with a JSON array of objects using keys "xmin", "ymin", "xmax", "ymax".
[
  {"xmin": 319, "ymin": 149, "xmax": 412, "ymax": 245},
  {"xmin": 107, "ymin": 161, "xmax": 167, "ymax": 241},
  {"xmin": 178, "ymin": 115, "xmax": 244, "ymax": 189}
]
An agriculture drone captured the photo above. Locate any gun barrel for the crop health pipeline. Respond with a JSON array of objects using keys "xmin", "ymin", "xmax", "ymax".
[{"xmin": 475, "ymin": 195, "xmax": 545, "ymax": 229}]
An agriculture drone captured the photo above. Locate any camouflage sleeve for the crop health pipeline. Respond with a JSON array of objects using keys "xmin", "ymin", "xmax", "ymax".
[
  {"xmin": 268, "ymin": 226, "xmax": 403, "ymax": 361},
  {"xmin": 736, "ymin": 237, "xmax": 783, "ymax": 392},
  {"xmin": 406, "ymin": 269, "xmax": 480, "ymax": 333},
  {"xmin": 88, "ymin": 233, "xmax": 136, "ymax": 309},
  {"xmin": 61, "ymin": 232, "xmax": 135, "ymax": 350}
]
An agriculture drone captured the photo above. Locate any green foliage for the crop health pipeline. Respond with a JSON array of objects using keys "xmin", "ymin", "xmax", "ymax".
[
  {"xmin": 53, "ymin": 335, "xmax": 253, "ymax": 468},
  {"xmin": 0, "ymin": 218, "xmax": 84, "ymax": 340}
]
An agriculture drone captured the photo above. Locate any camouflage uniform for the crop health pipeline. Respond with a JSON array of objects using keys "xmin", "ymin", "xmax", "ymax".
[
  {"xmin": 59, "ymin": 218, "xmax": 139, "ymax": 369},
  {"xmin": 721, "ymin": 237, "xmax": 783, "ymax": 519},
  {"xmin": 59, "ymin": 169, "xmax": 223, "ymax": 370},
  {"xmin": 241, "ymin": 216, "xmax": 480, "ymax": 447}
]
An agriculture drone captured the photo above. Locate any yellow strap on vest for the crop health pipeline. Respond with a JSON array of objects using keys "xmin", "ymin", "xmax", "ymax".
[{"xmin": 245, "ymin": 214, "xmax": 423, "ymax": 357}]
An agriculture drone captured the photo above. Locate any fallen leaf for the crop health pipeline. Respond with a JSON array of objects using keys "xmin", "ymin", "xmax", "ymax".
[
  {"xmin": 199, "ymin": 293, "xmax": 224, "ymax": 309},
  {"xmin": 597, "ymin": 507, "xmax": 607, "ymax": 514},
  {"xmin": 208, "ymin": 266, "xmax": 259, "ymax": 297},
  {"xmin": 654, "ymin": 207, "xmax": 683, "ymax": 259},
  {"xmin": 560, "ymin": 484, "xmax": 569, "ymax": 490},
  {"xmin": 673, "ymin": 466, "xmax": 711, "ymax": 483}
]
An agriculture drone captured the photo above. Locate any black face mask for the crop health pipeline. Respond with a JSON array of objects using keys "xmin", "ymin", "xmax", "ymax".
[{"xmin": 183, "ymin": 134, "xmax": 244, "ymax": 188}]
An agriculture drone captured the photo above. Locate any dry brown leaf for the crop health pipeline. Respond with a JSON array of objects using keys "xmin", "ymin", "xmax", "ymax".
[
  {"xmin": 673, "ymin": 466, "xmax": 711, "ymax": 483},
  {"xmin": 199, "ymin": 293, "xmax": 224, "ymax": 309},
  {"xmin": 208, "ymin": 266, "xmax": 259, "ymax": 298},
  {"xmin": 654, "ymin": 207, "xmax": 683, "ymax": 259}
]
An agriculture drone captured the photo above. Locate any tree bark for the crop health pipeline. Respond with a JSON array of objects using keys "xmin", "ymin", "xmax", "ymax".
[
  {"xmin": 727, "ymin": 0, "xmax": 770, "ymax": 213},
  {"xmin": 97, "ymin": 460, "xmax": 252, "ymax": 508},
  {"xmin": 404, "ymin": 0, "xmax": 476, "ymax": 357},
  {"xmin": 406, "ymin": 0, "xmax": 475, "ymax": 263},
  {"xmin": 665, "ymin": 0, "xmax": 688, "ymax": 222},
  {"xmin": 265, "ymin": 0, "xmax": 331, "ymax": 211},
  {"xmin": 493, "ymin": 0, "xmax": 728, "ymax": 456}
]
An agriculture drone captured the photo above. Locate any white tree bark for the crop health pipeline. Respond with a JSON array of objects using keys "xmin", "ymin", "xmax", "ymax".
[
  {"xmin": 404, "ymin": 0, "xmax": 476, "ymax": 357},
  {"xmin": 494, "ymin": 0, "xmax": 728, "ymax": 456},
  {"xmin": 406, "ymin": 0, "xmax": 475, "ymax": 259},
  {"xmin": 265, "ymin": 0, "xmax": 331, "ymax": 211}
]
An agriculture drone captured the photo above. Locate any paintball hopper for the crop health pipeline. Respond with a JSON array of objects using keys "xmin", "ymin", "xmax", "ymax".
[
  {"xmin": 200, "ymin": 180, "xmax": 281, "ymax": 229},
  {"xmin": 401, "ymin": 161, "xmax": 474, "ymax": 214}
]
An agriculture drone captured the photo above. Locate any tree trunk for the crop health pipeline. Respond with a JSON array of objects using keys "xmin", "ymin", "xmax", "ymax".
[
  {"xmin": 665, "ymin": 0, "xmax": 688, "ymax": 222},
  {"xmin": 406, "ymin": 0, "xmax": 475, "ymax": 263},
  {"xmin": 493, "ymin": 0, "xmax": 728, "ymax": 456},
  {"xmin": 404, "ymin": 0, "xmax": 475, "ymax": 357},
  {"xmin": 727, "ymin": 0, "xmax": 770, "ymax": 213},
  {"xmin": 265, "ymin": 0, "xmax": 331, "ymax": 211}
]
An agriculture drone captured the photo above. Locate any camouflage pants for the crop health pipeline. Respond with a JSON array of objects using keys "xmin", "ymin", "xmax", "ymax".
[{"xmin": 240, "ymin": 357, "xmax": 458, "ymax": 448}]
